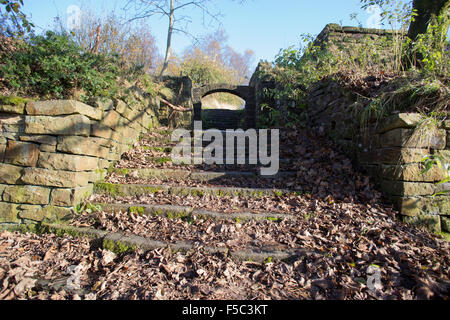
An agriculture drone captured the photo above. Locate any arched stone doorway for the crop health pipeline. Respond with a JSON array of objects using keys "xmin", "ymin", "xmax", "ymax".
[{"xmin": 192, "ymin": 84, "xmax": 256, "ymax": 129}]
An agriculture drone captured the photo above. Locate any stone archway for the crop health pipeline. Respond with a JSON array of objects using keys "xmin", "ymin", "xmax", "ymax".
[{"xmin": 192, "ymin": 84, "xmax": 256, "ymax": 129}]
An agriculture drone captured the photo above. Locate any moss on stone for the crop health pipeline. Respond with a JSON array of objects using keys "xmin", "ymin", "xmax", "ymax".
[
  {"xmin": 151, "ymin": 146, "xmax": 172, "ymax": 153},
  {"xmin": 18, "ymin": 223, "xmax": 44, "ymax": 235},
  {"xmin": 191, "ymin": 189, "xmax": 206, "ymax": 197},
  {"xmin": 251, "ymin": 190, "xmax": 265, "ymax": 198},
  {"xmin": 167, "ymin": 211, "xmax": 191, "ymax": 220},
  {"xmin": 103, "ymin": 239, "xmax": 136, "ymax": 255},
  {"xmin": 0, "ymin": 95, "xmax": 29, "ymax": 106},
  {"xmin": 216, "ymin": 190, "xmax": 228, "ymax": 197},
  {"xmin": 129, "ymin": 206, "xmax": 145, "ymax": 216},
  {"xmin": 264, "ymin": 256, "xmax": 273, "ymax": 264},
  {"xmin": 41, "ymin": 224, "xmax": 88, "ymax": 239},
  {"xmin": 436, "ymin": 232, "xmax": 450, "ymax": 242},
  {"xmin": 150, "ymin": 157, "xmax": 172, "ymax": 164},
  {"xmin": 274, "ymin": 190, "xmax": 283, "ymax": 197},
  {"xmin": 94, "ymin": 183, "xmax": 123, "ymax": 198},
  {"xmin": 141, "ymin": 186, "xmax": 164, "ymax": 194}
]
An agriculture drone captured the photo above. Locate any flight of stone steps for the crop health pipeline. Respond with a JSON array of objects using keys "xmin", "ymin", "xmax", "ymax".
[
  {"xmin": 201, "ymin": 109, "xmax": 242, "ymax": 130},
  {"xmin": 44, "ymin": 124, "xmax": 388, "ymax": 266},
  {"xmin": 54, "ymin": 127, "xmax": 324, "ymax": 262}
]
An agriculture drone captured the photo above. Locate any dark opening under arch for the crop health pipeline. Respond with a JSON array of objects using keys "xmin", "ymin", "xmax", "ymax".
[{"xmin": 192, "ymin": 84, "xmax": 256, "ymax": 129}]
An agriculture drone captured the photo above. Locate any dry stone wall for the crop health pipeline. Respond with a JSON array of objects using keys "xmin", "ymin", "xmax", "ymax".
[
  {"xmin": 313, "ymin": 24, "xmax": 400, "ymax": 71},
  {"xmin": 0, "ymin": 90, "xmax": 168, "ymax": 225},
  {"xmin": 307, "ymin": 79, "xmax": 449, "ymax": 233}
]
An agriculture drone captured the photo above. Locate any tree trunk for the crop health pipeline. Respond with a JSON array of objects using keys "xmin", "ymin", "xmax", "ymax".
[
  {"xmin": 407, "ymin": 0, "xmax": 449, "ymax": 40},
  {"xmin": 159, "ymin": 0, "xmax": 174, "ymax": 78}
]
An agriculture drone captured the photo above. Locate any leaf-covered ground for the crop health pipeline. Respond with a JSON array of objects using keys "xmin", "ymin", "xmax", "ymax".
[
  {"xmin": 1, "ymin": 224, "xmax": 449, "ymax": 300},
  {"xmin": 1, "ymin": 127, "xmax": 449, "ymax": 300}
]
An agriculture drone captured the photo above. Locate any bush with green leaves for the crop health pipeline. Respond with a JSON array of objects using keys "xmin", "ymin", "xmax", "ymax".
[
  {"xmin": 0, "ymin": 0, "xmax": 33, "ymax": 35},
  {"xmin": 0, "ymin": 31, "xmax": 120, "ymax": 99}
]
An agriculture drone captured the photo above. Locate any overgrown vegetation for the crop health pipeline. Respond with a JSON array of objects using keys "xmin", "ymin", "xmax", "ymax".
[
  {"xmin": 0, "ymin": 31, "xmax": 120, "ymax": 99},
  {"xmin": 257, "ymin": 0, "xmax": 449, "ymax": 128}
]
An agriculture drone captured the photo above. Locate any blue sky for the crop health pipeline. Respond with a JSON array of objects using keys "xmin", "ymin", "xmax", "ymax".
[{"xmin": 21, "ymin": 0, "xmax": 379, "ymax": 66}]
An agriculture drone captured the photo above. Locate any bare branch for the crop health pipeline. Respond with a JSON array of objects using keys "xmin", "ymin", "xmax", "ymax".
[{"xmin": 160, "ymin": 97, "xmax": 192, "ymax": 112}]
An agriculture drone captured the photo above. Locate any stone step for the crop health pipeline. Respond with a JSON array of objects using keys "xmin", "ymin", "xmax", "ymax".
[
  {"xmin": 149, "ymin": 156, "xmax": 295, "ymax": 166},
  {"xmin": 93, "ymin": 183, "xmax": 301, "ymax": 199},
  {"xmin": 98, "ymin": 203, "xmax": 294, "ymax": 222},
  {"xmin": 42, "ymin": 223, "xmax": 309, "ymax": 263},
  {"xmin": 109, "ymin": 168, "xmax": 297, "ymax": 181}
]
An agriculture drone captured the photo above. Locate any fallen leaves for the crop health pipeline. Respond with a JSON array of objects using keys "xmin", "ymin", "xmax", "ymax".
[{"xmin": 1, "ymin": 127, "xmax": 449, "ymax": 300}]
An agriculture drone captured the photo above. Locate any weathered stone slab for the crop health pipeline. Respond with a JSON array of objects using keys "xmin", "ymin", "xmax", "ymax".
[
  {"xmin": 93, "ymin": 183, "xmax": 170, "ymax": 198},
  {"xmin": 0, "ymin": 115, "xmax": 25, "ymax": 133},
  {"xmin": 381, "ymin": 164, "xmax": 447, "ymax": 182},
  {"xmin": 89, "ymin": 169, "xmax": 108, "ymax": 183},
  {"xmin": 0, "ymin": 203, "xmax": 19, "ymax": 223},
  {"xmin": 101, "ymin": 203, "xmax": 193, "ymax": 218},
  {"xmin": 380, "ymin": 128, "xmax": 446, "ymax": 149},
  {"xmin": 0, "ymin": 104, "xmax": 26, "ymax": 114},
  {"xmin": 101, "ymin": 110, "xmax": 121, "ymax": 129},
  {"xmin": 38, "ymin": 152, "xmax": 99, "ymax": 171},
  {"xmin": 115, "ymin": 100, "xmax": 127, "ymax": 114},
  {"xmin": 4, "ymin": 140, "xmax": 39, "ymax": 167},
  {"xmin": 57, "ymin": 136, "xmax": 109, "ymax": 158},
  {"xmin": 21, "ymin": 168, "xmax": 90, "ymax": 188},
  {"xmin": 2, "ymin": 185, "xmax": 50, "ymax": 205},
  {"xmin": 393, "ymin": 196, "xmax": 449, "ymax": 216},
  {"xmin": 0, "ymin": 163, "xmax": 23, "ymax": 184},
  {"xmin": 0, "ymin": 143, "xmax": 5, "ymax": 162},
  {"xmin": 378, "ymin": 113, "xmax": 424, "ymax": 134},
  {"xmin": 358, "ymin": 148, "xmax": 428, "ymax": 165},
  {"xmin": 51, "ymin": 185, "xmax": 93, "ymax": 207},
  {"xmin": 1, "ymin": 132, "xmax": 19, "ymax": 140},
  {"xmin": 436, "ymin": 150, "xmax": 450, "ymax": 161},
  {"xmin": 447, "ymin": 131, "xmax": 450, "ymax": 149},
  {"xmin": 19, "ymin": 135, "xmax": 57, "ymax": 145},
  {"xmin": 403, "ymin": 215, "xmax": 441, "ymax": 233},
  {"xmin": 91, "ymin": 123, "xmax": 120, "ymax": 141},
  {"xmin": 17, "ymin": 204, "xmax": 46, "ymax": 221},
  {"xmin": 89, "ymin": 98, "xmax": 114, "ymax": 111},
  {"xmin": 43, "ymin": 223, "xmax": 108, "ymax": 239},
  {"xmin": 98, "ymin": 159, "xmax": 111, "ymax": 169},
  {"xmin": 39, "ymin": 144, "xmax": 56, "ymax": 152},
  {"xmin": 141, "ymin": 112, "xmax": 153, "ymax": 130},
  {"xmin": 26, "ymin": 100, "xmax": 102, "ymax": 120},
  {"xmin": 94, "ymin": 136, "xmax": 115, "ymax": 148},
  {"xmin": 120, "ymin": 168, "xmax": 191, "ymax": 180},
  {"xmin": 442, "ymin": 216, "xmax": 450, "ymax": 233},
  {"xmin": 382, "ymin": 180, "xmax": 445, "ymax": 197},
  {"xmin": 121, "ymin": 106, "xmax": 141, "ymax": 123},
  {"xmin": 119, "ymin": 127, "xmax": 140, "ymax": 145},
  {"xmin": 25, "ymin": 115, "xmax": 91, "ymax": 136},
  {"xmin": 18, "ymin": 205, "xmax": 73, "ymax": 222},
  {"xmin": 105, "ymin": 152, "xmax": 120, "ymax": 162}
]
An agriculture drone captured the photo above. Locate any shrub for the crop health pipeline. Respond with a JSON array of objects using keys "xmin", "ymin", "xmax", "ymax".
[{"xmin": 0, "ymin": 31, "xmax": 120, "ymax": 99}]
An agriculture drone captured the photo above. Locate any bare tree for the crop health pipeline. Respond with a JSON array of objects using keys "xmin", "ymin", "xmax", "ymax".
[{"xmin": 125, "ymin": 0, "xmax": 244, "ymax": 78}]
